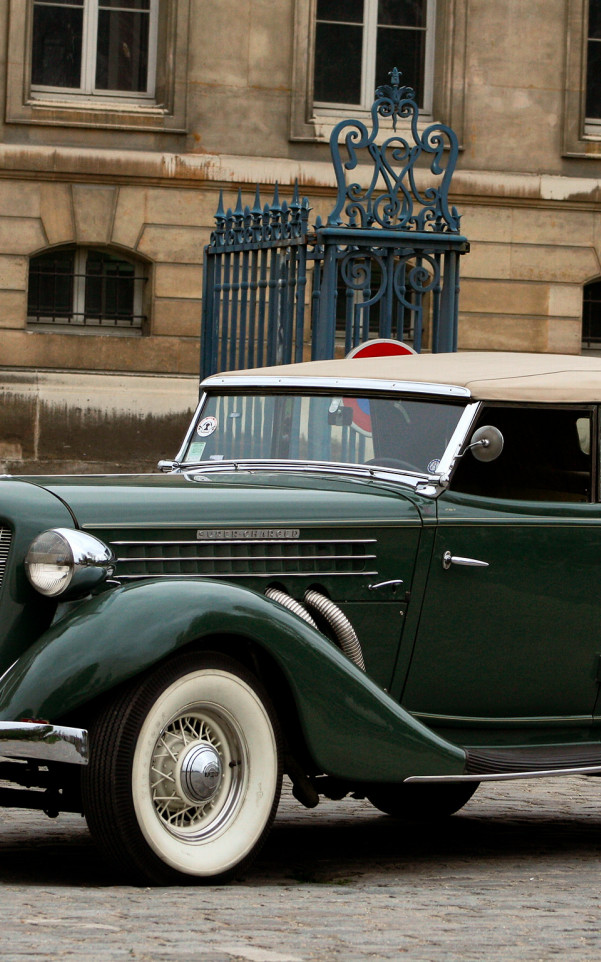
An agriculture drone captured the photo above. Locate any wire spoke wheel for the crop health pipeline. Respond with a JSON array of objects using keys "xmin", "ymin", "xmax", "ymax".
[
  {"xmin": 148, "ymin": 707, "xmax": 244, "ymax": 835},
  {"xmin": 82, "ymin": 652, "xmax": 282, "ymax": 884}
]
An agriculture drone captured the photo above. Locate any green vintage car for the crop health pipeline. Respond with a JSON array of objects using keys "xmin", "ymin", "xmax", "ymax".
[{"xmin": 1, "ymin": 350, "xmax": 601, "ymax": 883}]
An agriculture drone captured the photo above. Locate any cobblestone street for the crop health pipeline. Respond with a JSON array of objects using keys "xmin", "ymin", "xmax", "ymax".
[{"xmin": 0, "ymin": 776, "xmax": 600, "ymax": 961}]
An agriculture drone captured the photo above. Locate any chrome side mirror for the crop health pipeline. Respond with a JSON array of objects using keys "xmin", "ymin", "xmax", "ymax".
[{"xmin": 467, "ymin": 425, "xmax": 504, "ymax": 463}]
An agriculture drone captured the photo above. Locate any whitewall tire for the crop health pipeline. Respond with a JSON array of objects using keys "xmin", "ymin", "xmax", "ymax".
[{"xmin": 82, "ymin": 652, "xmax": 282, "ymax": 884}]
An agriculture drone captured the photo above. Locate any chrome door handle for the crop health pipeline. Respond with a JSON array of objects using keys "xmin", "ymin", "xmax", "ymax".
[
  {"xmin": 442, "ymin": 550, "xmax": 489, "ymax": 570},
  {"xmin": 368, "ymin": 579, "xmax": 404, "ymax": 591}
]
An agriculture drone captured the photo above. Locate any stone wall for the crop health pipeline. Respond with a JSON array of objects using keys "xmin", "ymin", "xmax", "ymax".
[{"xmin": 0, "ymin": 371, "xmax": 197, "ymax": 475}]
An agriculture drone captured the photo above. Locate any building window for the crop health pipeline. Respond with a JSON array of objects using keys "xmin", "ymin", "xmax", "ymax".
[
  {"xmin": 27, "ymin": 246, "xmax": 148, "ymax": 334},
  {"xmin": 290, "ymin": 0, "xmax": 466, "ymax": 145},
  {"xmin": 582, "ymin": 278, "xmax": 601, "ymax": 352},
  {"xmin": 313, "ymin": 0, "xmax": 436, "ymax": 112},
  {"xmin": 563, "ymin": 0, "xmax": 601, "ymax": 155},
  {"xmin": 6, "ymin": 0, "xmax": 189, "ymax": 132},
  {"xmin": 586, "ymin": 0, "xmax": 601, "ymax": 126},
  {"xmin": 31, "ymin": 0, "xmax": 158, "ymax": 101}
]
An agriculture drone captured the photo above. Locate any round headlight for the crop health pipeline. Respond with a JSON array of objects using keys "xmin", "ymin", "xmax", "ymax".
[{"xmin": 25, "ymin": 528, "xmax": 115, "ymax": 598}]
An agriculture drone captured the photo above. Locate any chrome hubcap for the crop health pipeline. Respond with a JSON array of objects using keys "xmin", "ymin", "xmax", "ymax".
[{"xmin": 180, "ymin": 742, "xmax": 223, "ymax": 803}]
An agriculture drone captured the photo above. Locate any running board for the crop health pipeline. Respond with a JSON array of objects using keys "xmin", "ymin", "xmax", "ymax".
[
  {"xmin": 466, "ymin": 744, "xmax": 601, "ymax": 775},
  {"xmin": 405, "ymin": 744, "xmax": 601, "ymax": 783}
]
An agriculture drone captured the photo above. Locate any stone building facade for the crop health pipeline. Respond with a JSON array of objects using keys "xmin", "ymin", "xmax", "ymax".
[{"xmin": 1, "ymin": 0, "xmax": 601, "ymax": 471}]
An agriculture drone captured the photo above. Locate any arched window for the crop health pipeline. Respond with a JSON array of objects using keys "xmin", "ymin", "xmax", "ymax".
[
  {"xmin": 582, "ymin": 278, "xmax": 601, "ymax": 353},
  {"xmin": 27, "ymin": 245, "xmax": 148, "ymax": 333}
]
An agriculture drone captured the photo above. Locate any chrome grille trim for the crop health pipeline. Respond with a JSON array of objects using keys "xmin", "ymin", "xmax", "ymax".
[
  {"xmin": 110, "ymin": 538, "xmax": 378, "ymax": 545},
  {"xmin": 112, "ymin": 536, "xmax": 378, "ymax": 581},
  {"xmin": 0, "ymin": 526, "xmax": 12, "ymax": 590},
  {"xmin": 116, "ymin": 553, "xmax": 377, "ymax": 563},
  {"xmin": 116, "ymin": 571, "xmax": 378, "ymax": 580}
]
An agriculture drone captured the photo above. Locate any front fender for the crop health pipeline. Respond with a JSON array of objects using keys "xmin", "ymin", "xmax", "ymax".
[{"xmin": 0, "ymin": 579, "xmax": 465, "ymax": 781}]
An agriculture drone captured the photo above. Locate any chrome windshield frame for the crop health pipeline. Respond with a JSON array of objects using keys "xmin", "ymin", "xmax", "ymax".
[
  {"xmin": 436, "ymin": 401, "xmax": 482, "ymax": 483},
  {"xmin": 171, "ymin": 377, "xmax": 478, "ymax": 496},
  {"xmin": 181, "ymin": 457, "xmax": 441, "ymax": 492},
  {"xmin": 201, "ymin": 375, "xmax": 471, "ymax": 398},
  {"xmin": 173, "ymin": 391, "xmax": 208, "ymax": 465}
]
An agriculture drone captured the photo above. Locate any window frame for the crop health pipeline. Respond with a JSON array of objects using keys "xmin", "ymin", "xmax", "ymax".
[
  {"xmin": 290, "ymin": 0, "xmax": 467, "ymax": 145},
  {"xmin": 584, "ymin": 0, "xmax": 601, "ymax": 133},
  {"xmin": 563, "ymin": 0, "xmax": 601, "ymax": 156},
  {"xmin": 30, "ymin": 0, "xmax": 159, "ymax": 104},
  {"xmin": 6, "ymin": 0, "xmax": 190, "ymax": 132},
  {"xmin": 313, "ymin": 0, "xmax": 436, "ymax": 116},
  {"xmin": 27, "ymin": 244, "xmax": 149, "ymax": 335},
  {"xmin": 582, "ymin": 277, "xmax": 601, "ymax": 353}
]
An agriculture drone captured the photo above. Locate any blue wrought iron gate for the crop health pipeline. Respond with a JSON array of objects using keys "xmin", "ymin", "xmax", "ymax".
[{"xmin": 201, "ymin": 69, "xmax": 469, "ymax": 380}]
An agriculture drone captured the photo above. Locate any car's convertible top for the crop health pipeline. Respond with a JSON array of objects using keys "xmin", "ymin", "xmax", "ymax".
[{"xmin": 206, "ymin": 352, "xmax": 601, "ymax": 404}]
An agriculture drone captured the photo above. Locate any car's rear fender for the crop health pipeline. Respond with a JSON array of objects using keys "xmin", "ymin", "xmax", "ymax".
[{"xmin": 0, "ymin": 579, "xmax": 465, "ymax": 781}]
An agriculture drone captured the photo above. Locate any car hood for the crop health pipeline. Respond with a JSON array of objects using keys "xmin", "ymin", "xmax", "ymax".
[{"xmin": 23, "ymin": 470, "xmax": 427, "ymax": 529}]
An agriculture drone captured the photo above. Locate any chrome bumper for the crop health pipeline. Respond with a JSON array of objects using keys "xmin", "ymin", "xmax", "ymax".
[{"xmin": 0, "ymin": 722, "xmax": 88, "ymax": 766}]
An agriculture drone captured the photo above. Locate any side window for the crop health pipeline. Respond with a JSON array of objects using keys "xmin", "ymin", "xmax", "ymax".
[
  {"xmin": 451, "ymin": 407, "xmax": 594, "ymax": 503},
  {"xmin": 27, "ymin": 245, "xmax": 148, "ymax": 334}
]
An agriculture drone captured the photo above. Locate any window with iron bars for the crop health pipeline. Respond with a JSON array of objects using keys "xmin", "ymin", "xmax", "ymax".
[{"xmin": 27, "ymin": 246, "xmax": 147, "ymax": 334}]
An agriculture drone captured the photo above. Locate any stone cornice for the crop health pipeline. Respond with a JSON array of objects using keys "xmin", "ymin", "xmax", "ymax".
[{"xmin": 0, "ymin": 144, "xmax": 600, "ymax": 208}]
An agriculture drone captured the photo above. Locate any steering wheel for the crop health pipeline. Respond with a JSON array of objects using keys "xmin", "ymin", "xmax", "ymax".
[{"xmin": 365, "ymin": 457, "xmax": 420, "ymax": 472}]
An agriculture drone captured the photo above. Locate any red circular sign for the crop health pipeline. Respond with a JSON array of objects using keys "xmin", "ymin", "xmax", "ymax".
[{"xmin": 346, "ymin": 338, "xmax": 416, "ymax": 359}]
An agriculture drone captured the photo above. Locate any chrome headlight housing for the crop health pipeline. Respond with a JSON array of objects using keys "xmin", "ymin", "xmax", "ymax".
[{"xmin": 25, "ymin": 528, "xmax": 115, "ymax": 599}]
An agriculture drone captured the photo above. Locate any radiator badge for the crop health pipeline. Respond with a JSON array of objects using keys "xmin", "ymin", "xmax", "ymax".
[{"xmin": 197, "ymin": 529, "xmax": 300, "ymax": 541}]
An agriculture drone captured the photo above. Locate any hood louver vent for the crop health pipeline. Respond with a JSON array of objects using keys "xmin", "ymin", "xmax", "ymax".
[{"xmin": 112, "ymin": 536, "xmax": 377, "ymax": 581}]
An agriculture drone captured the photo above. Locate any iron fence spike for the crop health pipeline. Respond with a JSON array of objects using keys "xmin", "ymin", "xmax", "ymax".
[{"xmin": 272, "ymin": 182, "xmax": 281, "ymax": 211}]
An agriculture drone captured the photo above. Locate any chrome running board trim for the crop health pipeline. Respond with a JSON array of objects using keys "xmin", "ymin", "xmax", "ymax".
[{"xmin": 405, "ymin": 766, "xmax": 601, "ymax": 783}]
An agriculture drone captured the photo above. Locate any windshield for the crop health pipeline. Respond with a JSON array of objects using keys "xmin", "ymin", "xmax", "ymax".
[{"xmin": 182, "ymin": 392, "xmax": 466, "ymax": 475}]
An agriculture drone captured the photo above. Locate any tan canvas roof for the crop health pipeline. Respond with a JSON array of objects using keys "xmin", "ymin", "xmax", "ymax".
[{"xmin": 208, "ymin": 352, "xmax": 601, "ymax": 403}]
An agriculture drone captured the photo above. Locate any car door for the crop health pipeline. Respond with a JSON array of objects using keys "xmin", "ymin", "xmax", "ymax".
[{"xmin": 401, "ymin": 404, "xmax": 601, "ymax": 723}]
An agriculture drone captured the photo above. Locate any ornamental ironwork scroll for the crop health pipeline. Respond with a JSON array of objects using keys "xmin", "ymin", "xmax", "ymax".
[
  {"xmin": 327, "ymin": 67, "xmax": 460, "ymax": 233},
  {"xmin": 200, "ymin": 68, "xmax": 469, "ymax": 379},
  {"xmin": 310, "ymin": 67, "xmax": 468, "ymax": 360}
]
